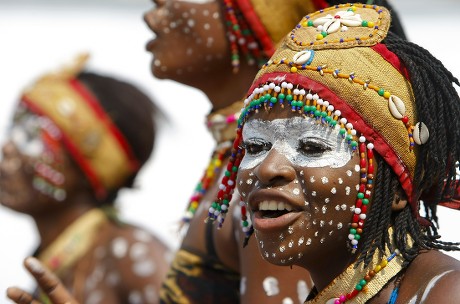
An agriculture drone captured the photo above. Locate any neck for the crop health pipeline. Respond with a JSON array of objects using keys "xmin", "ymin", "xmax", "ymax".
[
  {"xmin": 33, "ymin": 194, "xmax": 97, "ymax": 252},
  {"xmin": 199, "ymin": 62, "xmax": 260, "ymax": 112}
]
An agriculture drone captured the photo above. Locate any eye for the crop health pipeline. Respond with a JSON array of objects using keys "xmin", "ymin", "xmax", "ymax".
[
  {"xmin": 298, "ymin": 138, "xmax": 331, "ymax": 155},
  {"xmin": 242, "ymin": 139, "xmax": 272, "ymax": 155}
]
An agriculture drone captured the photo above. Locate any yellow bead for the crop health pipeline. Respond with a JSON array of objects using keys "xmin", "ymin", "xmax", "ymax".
[
  {"xmin": 368, "ymin": 21, "xmax": 375, "ymax": 28},
  {"xmin": 316, "ymin": 34, "xmax": 324, "ymax": 40},
  {"xmin": 383, "ymin": 91, "xmax": 391, "ymax": 99},
  {"xmin": 380, "ymin": 259, "xmax": 388, "ymax": 267},
  {"xmin": 191, "ymin": 201, "xmax": 199, "ymax": 208},
  {"xmin": 290, "ymin": 66, "xmax": 298, "ymax": 73},
  {"xmin": 351, "ymin": 6, "xmax": 356, "ymax": 11},
  {"xmin": 215, "ymin": 159, "xmax": 222, "ymax": 166},
  {"xmin": 302, "ymin": 21, "xmax": 308, "ymax": 27},
  {"xmin": 374, "ymin": 265, "xmax": 381, "ymax": 272}
]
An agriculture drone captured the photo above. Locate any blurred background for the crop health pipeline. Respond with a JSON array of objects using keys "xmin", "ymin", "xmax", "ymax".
[{"xmin": 1, "ymin": 0, "xmax": 459, "ymax": 301}]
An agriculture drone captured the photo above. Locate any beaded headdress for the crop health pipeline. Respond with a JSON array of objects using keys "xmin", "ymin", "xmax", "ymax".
[
  {"xmin": 208, "ymin": 3, "xmax": 460, "ymax": 247},
  {"xmin": 222, "ymin": 0, "xmax": 328, "ymax": 72},
  {"xmin": 20, "ymin": 54, "xmax": 139, "ymax": 199}
]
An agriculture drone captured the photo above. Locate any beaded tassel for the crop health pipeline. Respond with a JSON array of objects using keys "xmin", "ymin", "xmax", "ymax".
[{"xmin": 222, "ymin": 0, "xmax": 264, "ymax": 73}]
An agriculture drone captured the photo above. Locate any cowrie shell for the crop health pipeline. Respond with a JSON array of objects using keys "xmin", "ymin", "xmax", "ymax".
[
  {"xmin": 388, "ymin": 95, "xmax": 406, "ymax": 119},
  {"xmin": 293, "ymin": 50, "xmax": 313, "ymax": 65},
  {"xmin": 413, "ymin": 122, "xmax": 429, "ymax": 145}
]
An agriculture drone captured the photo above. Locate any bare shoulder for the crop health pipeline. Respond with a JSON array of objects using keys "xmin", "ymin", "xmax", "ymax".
[{"xmin": 400, "ymin": 250, "xmax": 460, "ymax": 303}]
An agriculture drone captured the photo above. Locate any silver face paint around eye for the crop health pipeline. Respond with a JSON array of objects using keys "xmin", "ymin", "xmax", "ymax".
[{"xmin": 240, "ymin": 117, "xmax": 352, "ymax": 170}]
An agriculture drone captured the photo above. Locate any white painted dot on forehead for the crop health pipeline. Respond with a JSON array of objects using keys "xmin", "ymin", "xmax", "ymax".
[
  {"xmin": 322, "ymin": 206, "xmax": 327, "ymax": 214},
  {"xmin": 279, "ymin": 233, "xmax": 285, "ymax": 240},
  {"xmin": 310, "ymin": 176, "xmax": 316, "ymax": 183},
  {"xmin": 322, "ymin": 177, "xmax": 329, "ymax": 184},
  {"xmin": 288, "ymin": 226, "xmax": 294, "ymax": 234},
  {"xmin": 341, "ymin": 204, "xmax": 347, "ymax": 210},
  {"xmin": 337, "ymin": 222, "xmax": 343, "ymax": 229},
  {"xmin": 249, "ymin": 172, "xmax": 254, "ymax": 176},
  {"xmin": 346, "ymin": 170, "xmax": 352, "ymax": 176},
  {"xmin": 183, "ymin": 27, "xmax": 191, "ymax": 34},
  {"xmin": 312, "ymin": 191, "xmax": 317, "ymax": 196},
  {"xmin": 306, "ymin": 238, "xmax": 312, "ymax": 245},
  {"xmin": 169, "ymin": 21, "xmax": 177, "ymax": 29},
  {"xmin": 320, "ymin": 220, "xmax": 325, "ymax": 227},
  {"xmin": 154, "ymin": 59, "xmax": 161, "ymax": 67},
  {"xmin": 279, "ymin": 245, "xmax": 286, "ymax": 252},
  {"xmin": 106, "ymin": 271, "xmax": 121, "ymax": 286},
  {"xmin": 259, "ymin": 240, "xmax": 264, "ymax": 248},
  {"xmin": 288, "ymin": 240, "xmax": 294, "ymax": 248},
  {"xmin": 203, "ymin": 9, "xmax": 209, "ymax": 16},
  {"xmin": 355, "ymin": 164, "xmax": 360, "ymax": 172},
  {"xmin": 298, "ymin": 236, "xmax": 304, "ymax": 245},
  {"xmin": 130, "ymin": 242, "xmax": 149, "ymax": 261},
  {"xmin": 325, "ymin": 197, "xmax": 330, "ymax": 203},
  {"xmin": 187, "ymin": 19, "xmax": 195, "ymax": 27},
  {"xmin": 160, "ymin": 66, "xmax": 168, "ymax": 72},
  {"xmin": 133, "ymin": 229, "xmax": 151, "ymax": 242},
  {"xmin": 314, "ymin": 231, "xmax": 319, "ymax": 237},
  {"xmin": 203, "ymin": 23, "xmax": 211, "ymax": 30},
  {"xmin": 331, "ymin": 187, "xmax": 337, "ymax": 194},
  {"xmin": 212, "ymin": 12, "xmax": 219, "ymax": 19},
  {"xmin": 246, "ymin": 178, "xmax": 253, "ymax": 185},
  {"xmin": 338, "ymin": 178, "xmax": 344, "ymax": 184},
  {"xmin": 182, "ymin": 11, "xmax": 189, "ymax": 18},
  {"xmin": 293, "ymin": 188, "xmax": 300, "ymax": 195},
  {"xmin": 111, "ymin": 237, "xmax": 128, "ymax": 259},
  {"xmin": 190, "ymin": 8, "xmax": 196, "ymax": 14},
  {"xmin": 320, "ymin": 237, "xmax": 325, "ymax": 243}
]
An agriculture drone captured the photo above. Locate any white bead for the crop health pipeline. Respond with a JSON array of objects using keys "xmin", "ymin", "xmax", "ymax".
[
  {"xmin": 263, "ymin": 84, "xmax": 269, "ymax": 91},
  {"xmin": 293, "ymin": 88, "xmax": 300, "ymax": 95},
  {"xmin": 359, "ymin": 136, "xmax": 366, "ymax": 142},
  {"xmin": 346, "ymin": 122, "xmax": 353, "ymax": 130},
  {"xmin": 348, "ymin": 234, "xmax": 355, "ymax": 240},
  {"xmin": 221, "ymin": 205, "xmax": 228, "ymax": 211},
  {"xmin": 323, "ymin": 101, "xmax": 329, "ymax": 107},
  {"xmin": 287, "ymin": 83, "xmax": 294, "ymax": 90},
  {"xmin": 228, "ymin": 180, "xmax": 234, "ymax": 186},
  {"xmin": 274, "ymin": 86, "xmax": 281, "ymax": 92},
  {"xmin": 281, "ymin": 81, "xmax": 287, "ymax": 88},
  {"xmin": 313, "ymin": 94, "xmax": 319, "ymax": 100},
  {"xmin": 317, "ymin": 99, "xmax": 324, "ymax": 106},
  {"xmin": 214, "ymin": 210, "xmax": 220, "ymax": 216},
  {"xmin": 299, "ymin": 89, "xmax": 306, "ymax": 95},
  {"xmin": 354, "ymin": 208, "xmax": 362, "ymax": 214},
  {"xmin": 340, "ymin": 118, "xmax": 347, "ymax": 124},
  {"xmin": 351, "ymin": 130, "xmax": 357, "ymax": 136},
  {"xmin": 334, "ymin": 110, "xmax": 341, "ymax": 116},
  {"xmin": 327, "ymin": 105, "xmax": 334, "ymax": 112},
  {"xmin": 367, "ymin": 143, "xmax": 374, "ymax": 150},
  {"xmin": 351, "ymin": 240, "xmax": 358, "ymax": 245},
  {"xmin": 209, "ymin": 207, "xmax": 215, "ymax": 213},
  {"xmin": 307, "ymin": 93, "xmax": 313, "ymax": 100},
  {"xmin": 219, "ymin": 184, "xmax": 226, "ymax": 190},
  {"xmin": 269, "ymin": 82, "xmax": 275, "ymax": 89},
  {"xmin": 359, "ymin": 214, "xmax": 367, "ymax": 220}
]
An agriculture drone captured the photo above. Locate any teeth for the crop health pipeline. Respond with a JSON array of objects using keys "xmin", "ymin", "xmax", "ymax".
[{"xmin": 258, "ymin": 201, "xmax": 294, "ymax": 211}]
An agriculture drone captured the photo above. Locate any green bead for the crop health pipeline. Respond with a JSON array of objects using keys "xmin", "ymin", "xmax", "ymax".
[
  {"xmin": 264, "ymin": 93, "xmax": 271, "ymax": 101},
  {"xmin": 356, "ymin": 284, "xmax": 363, "ymax": 291},
  {"xmin": 314, "ymin": 110, "xmax": 321, "ymax": 117},
  {"xmin": 321, "ymin": 31, "xmax": 327, "ymax": 37},
  {"xmin": 330, "ymin": 120, "xmax": 337, "ymax": 126},
  {"xmin": 286, "ymin": 94, "xmax": 293, "ymax": 101},
  {"xmin": 233, "ymin": 24, "xmax": 240, "ymax": 31},
  {"xmin": 232, "ymin": 166, "xmax": 238, "ymax": 172},
  {"xmin": 212, "ymin": 202, "xmax": 218, "ymax": 208},
  {"xmin": 307, "ymin": 20, "xmax": 314, "ymax": 26},
  {"xmin": 321, "ymin": 111, "xmax": 327, "ymax": 118},
  {"xmin": 278, "ymin": 93, "xmax": 285, "ymax": 99},
  {"xmin": 355, "ymin": 234, "xmax": 361, "ymax": 240},
  {"xmin": 357, "ymin": 192, "xmax": 365, "ymax": 199},
  {"xmin": 346, "ymin": 134, "xmax": 353, "ymax": 141},
  {"xmin": 378, "ymin": 88, "xmax": 385, "ymax": 96},
  {"xmin": 360, "ymin": 279, "xmax": 367, "ymax": 286},
  {"xmin": 339, "ymin": 128, "xmax": 346, "ymax": 135},
  {"xmin": 225, "ymin": 171, "xmax": 231, "ymax": 177},
  {"xmin": 351, "ymin": 141, "xmax": 358, "ymax": 147},
  {"xmin": 303, "ymin": 105, "xmax": 309, "ymax": 112},
  {"xmin": 350, "ymin": 228, "xmax": 357, "ymax": 234},
  {"xmin": 362, "ymin": 20, "xmax": 368, "ymax": 27},
  {"xmin": 270, "ymin": 97, "xmax": 277, "ymax": 103},
  {"xmin": 362, "ymin": 198, "xmax": 369, "ymax": 205},
  {"xmin": 242, "ymin": 221, "xmax": 249, "ymax": 227},
  {"xmin": 325, "ymin": 116, "xmax": 332, "ymax": 123},
  {"xmin": 223, "ymin": 199, "xmax": 229, "ymax": 204}
]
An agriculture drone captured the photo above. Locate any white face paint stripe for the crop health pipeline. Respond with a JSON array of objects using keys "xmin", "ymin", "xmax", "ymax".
[{"xmin": 240, "ymin": 117, "xmax": 352, "ymax": 170}]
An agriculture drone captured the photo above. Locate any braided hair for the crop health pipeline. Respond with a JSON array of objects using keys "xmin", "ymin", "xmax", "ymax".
[{"xmin": 356, "ymin": 31, "xmax": 460, "ymax": 267}]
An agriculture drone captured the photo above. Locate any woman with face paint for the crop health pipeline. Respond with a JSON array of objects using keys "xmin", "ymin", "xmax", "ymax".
[
  {"xmin": 208, "ymin": 3, "xmax": 460, "ymax": 303},
  {"xmin": 3, "ymin": 55, "xmax": 170, "ymax": 304},
  {"xmin": 143, "ymin": 0, "xmax": 407, "ymax": 303}
]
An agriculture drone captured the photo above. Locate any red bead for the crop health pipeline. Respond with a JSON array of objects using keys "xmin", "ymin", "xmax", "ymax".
[
  {"xmin": 402, "ymin": 116, "xmax": 409, "ymax": 124},
  {"xmin": 356, "ymin": 200, "xmax": 362, "ymax": 208},
  {"xmin": 361, "ymin": 205, "xmax": 367, "ymax": 213},
  {"xmin": 359, "ymin": 185, "xmax": 365, "ymax": 192},
  {"xmin": 368, "ymin": 164, "xmax": 374, "ymax": 174},
  {"xmin": 367, "ymin": 149, "xmax": 374, "ymax": 158},
  {"xmin": 353, "ymin": 214, "xmax": 359, "ymax": 222},
  {"xmin": 360, "ymin": 159, "xmax": 367, "ymax": 167}
]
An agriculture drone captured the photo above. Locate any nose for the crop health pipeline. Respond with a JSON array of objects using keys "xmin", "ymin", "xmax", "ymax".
[{"xmin": 254, "ymin": 149, "xmax": 296, "ymax": 187}]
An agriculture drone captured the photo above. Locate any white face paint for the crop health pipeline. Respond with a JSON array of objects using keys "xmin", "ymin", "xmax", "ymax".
[{"xmin": 240, "ymin": 117, "xmax": 352, "ymax": 170}]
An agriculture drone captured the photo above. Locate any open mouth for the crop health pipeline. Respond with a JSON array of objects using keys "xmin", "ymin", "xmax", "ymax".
[{"xmin": 257, "ymin": 201, "xmax": 294, "ymax": 219}]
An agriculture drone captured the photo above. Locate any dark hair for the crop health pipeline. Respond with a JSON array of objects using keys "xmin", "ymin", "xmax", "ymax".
[
  {"xmin": 77, "ymin": 72, "xmax": 162, "ymax": 205},
  {"xmin": 356, "ymin": 32, "xmax": 460, "ymax": 267}
]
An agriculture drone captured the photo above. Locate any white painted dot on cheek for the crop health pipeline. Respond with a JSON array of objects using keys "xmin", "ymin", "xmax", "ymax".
[
  {"xmin": 279, "ymin": 245, "xmax": 286, "ymax": 252},
  {"xmin": 345, "ymin": 186, "xmax": 351, "ymax": 195},
  {"xmin": 133, "ymin": 260, "xmax": 157, "ymax": 277},
  {"xmin": 204, "ymin": 23, "xmax": 210, "ymax": 31},
  {"xmin": 298, "ymin": 236, "xmax": 304, "ymax": 245},
  {"xmin": 346, "ymin": 170, "xmax": 352, "ymax": 176},
  {"xmin": 331, "ymin": 187, "xmax": 337, "ymax": 194},
  {"xmin": 263, "ymin": 277, "xmax": 280, "ymax": 296},
  {"xmin": 325, "ymin": 198, "xmax": 330, "ymax": 203},
  {"xmin": 187, "ymin": 19, "xmax": 195, "ymax": 27},
  {"xmin": 288, "ymin": 226, "xmax": 294, "ymax": 234},
  {"xmin": 282, "ymin": 297, "xmax": 294, "ymax": 304},
  {"xmin": 322, "ymin": 206, "xmax": 327, "ymax": 214},
  {"xmin": 298, "ymin": 280, "xmax": 310, "ymax": 304},
  {"xmin": 212, "ymin": 12, "xmax": 219, "ymax": 19},
  {"xmin": 341, "ymin": 204, "xmax": 347, "ymax": 210},
  {"xmin": 154, "ymin": 59, "xmax": 161, "ymax": 67},
  {"xmin": 310, "ymin": 176, "xmax": 315, "ymax": 183},
  {"xmin": 355, "ymin": 164, "xmax": 360, "ymax": 172},
  {"xmin": 311, "ymin": 191, "xmax": 316, "ymax": 196},
  {"xmin": 306, "ymin": 238, "xmax": 312, "ymax": 245},
  {"xmin": 321, "ymin": 177, "xmax": 329, "ymax": 184},
  {"xmin": 338, "ymin": 178, "xmax": 343, "ymax": 184},
  {"xmin": 130, "ymin": 242, "xmax": 149, "ymax": 261},
  {"xmin": 337, "ymin": 222, "xmax": 343, "ymax": 229}
]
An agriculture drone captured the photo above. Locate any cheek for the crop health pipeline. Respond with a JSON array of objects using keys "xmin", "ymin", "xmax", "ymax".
[{"xmin": 236, "ymin": 169, "xmax": 257, "ymax": 200}]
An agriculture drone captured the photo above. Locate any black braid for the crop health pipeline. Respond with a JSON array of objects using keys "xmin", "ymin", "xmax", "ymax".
[{"xmin": 356, "ymin": 32, "xmax": 460, "ymax": 267}]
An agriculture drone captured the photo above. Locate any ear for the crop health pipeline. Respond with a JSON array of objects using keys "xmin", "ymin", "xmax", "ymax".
[{"xmin": 392, "ymin": 192, "xmax": 408, "ymax": 211}]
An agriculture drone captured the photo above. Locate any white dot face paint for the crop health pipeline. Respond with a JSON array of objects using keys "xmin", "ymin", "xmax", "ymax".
[
  {"xmin": 111, "ymin": 237, "xmax": 128, "ymax": 259},
  {"xmin": 240, "ymin": 117, "xmax": 352, "ymax": 170}
]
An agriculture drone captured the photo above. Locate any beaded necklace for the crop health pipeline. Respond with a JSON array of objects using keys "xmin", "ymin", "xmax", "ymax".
[{"xmin": 181, "ymin": 101, "xmax": 242, "ymax": 223}]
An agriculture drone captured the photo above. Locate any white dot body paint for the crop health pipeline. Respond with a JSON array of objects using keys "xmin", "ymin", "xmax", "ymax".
[
  {"xmin": 130, "ymin": 242, "xmax": 149, "ymax": 261},
  {"xmin": 262, "ymin": 277, "xmax": 280, "ymax": 296},
  {"xmin": 144, "ymin": 285, "xmax": 157, "ymax": 304},
  {"xmin": 86, "ymin": 290, "xmax": 104, "ymax": 304},
  {"xmin": 240, "ymin": 117, "xmax": 352, "ymax": 170},
  {"xmin": 240, "ymin": 276, "xmax": 247, "ymax": 295},
  {"xmin": 128, "ymin": 290, "xmax": 143, "ymax": 304},
  {"xmin": 132, "ymin": 260, "xmax": 157, "ymax": 277},
  {"xmin": 297, "ymin": 280, "xmax": 310, "ymax": 304},
  {"xmin": 282, "ymin": 298, "xmax": 294, "ymax": 304},
  {"xmin": 111, "ymin": 237, "xmax": 128, "ymax": 259}
]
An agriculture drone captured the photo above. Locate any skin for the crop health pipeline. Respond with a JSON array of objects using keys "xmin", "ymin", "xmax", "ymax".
[
  {"xmin": 2, "ymin": 105, "xmax": 170, "ymax": 303},
  {"xmin": 237, "ymin": 104, "xmax": 460, "ymax": 302},
  {"xmin": 145, "ymin": 0, "xmax": 313, "ymax": 303}
]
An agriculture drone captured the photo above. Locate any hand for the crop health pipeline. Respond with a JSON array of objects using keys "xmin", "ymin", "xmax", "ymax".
[{"xmin": 6, "ymin": 257, "xmax": 79, "ymax": 304}]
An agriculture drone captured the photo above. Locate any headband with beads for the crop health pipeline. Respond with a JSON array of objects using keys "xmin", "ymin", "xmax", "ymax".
[
  {"xmin": 20, "ymin": 54, "xmax": 140, "ymax": 199},
  {"xmin": 207, "ymin": 4, "xmax": 433, "ymax": 239}
]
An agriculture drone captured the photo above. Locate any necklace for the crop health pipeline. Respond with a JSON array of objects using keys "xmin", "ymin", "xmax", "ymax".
[{"xmin": 306, "ymin": 228, "xmax": 405, "ymax": 304}]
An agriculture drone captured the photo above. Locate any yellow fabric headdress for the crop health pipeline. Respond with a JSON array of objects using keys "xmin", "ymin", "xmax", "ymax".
[
  {"xmin": 243, "ymin": 3, "xmax": 423, "ymax": 208},
  {"xmin": 21, "ymin": 54, "xmax": 139, "ymax": 198}
]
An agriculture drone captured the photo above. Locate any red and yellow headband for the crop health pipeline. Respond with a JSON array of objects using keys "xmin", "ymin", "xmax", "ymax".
[{"xmin": 20, "ymin": 54, "xmax": 139, "ymax": 198}]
